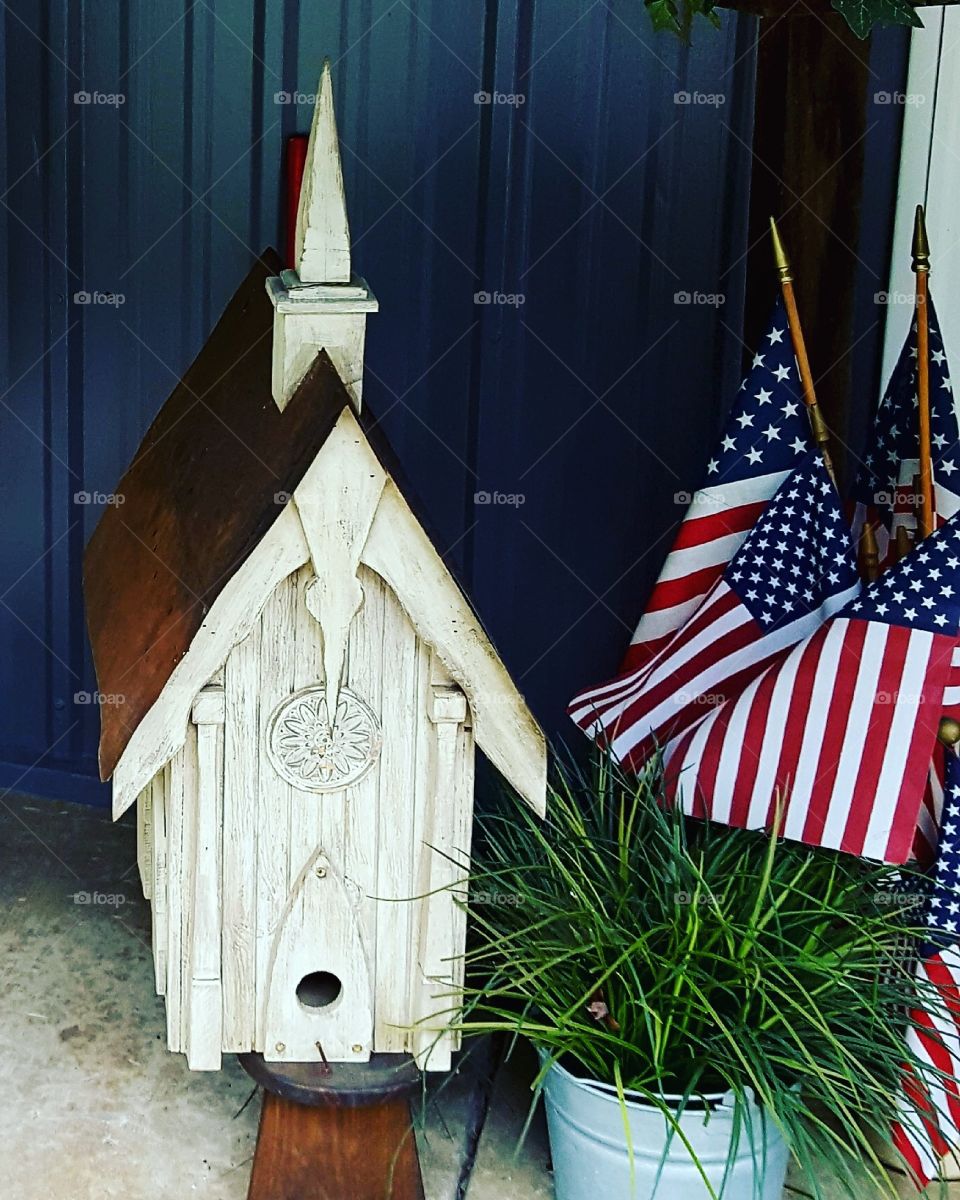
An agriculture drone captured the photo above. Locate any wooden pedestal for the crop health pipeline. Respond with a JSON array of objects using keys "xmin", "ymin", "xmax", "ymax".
[{"xmin": 240, "ymin": 1053, "xmax": 426, "ymax": 1200}]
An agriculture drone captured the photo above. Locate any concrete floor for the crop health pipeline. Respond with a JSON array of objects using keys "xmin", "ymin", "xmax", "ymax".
[
  {"xmin": 0, "ymin": 788, "xmax": 957, "ymax": 1199},
  {"xmin": 0, "ymin": 789, "xmax": 553, "ymax": 1199}
]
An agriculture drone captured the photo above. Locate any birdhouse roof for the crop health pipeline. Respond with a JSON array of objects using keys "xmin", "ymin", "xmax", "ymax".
[{"xmin": 84, "ymin": 252, "xmax": 546, "ymax": 817}]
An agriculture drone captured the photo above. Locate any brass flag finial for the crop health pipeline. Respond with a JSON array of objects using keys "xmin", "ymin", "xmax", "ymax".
[
  {"xmin": 769, "ymin": 216, "xmax": 792, "ymax": 284},
  {"xmin": 912, "ymin": 204, "xmax": 930, "ymax": 274}
]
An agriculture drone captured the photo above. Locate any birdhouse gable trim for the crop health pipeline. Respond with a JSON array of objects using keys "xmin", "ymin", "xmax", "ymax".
[{"xmin": 112, "ymin": 403, "xmax": 546, "ymax": 819}]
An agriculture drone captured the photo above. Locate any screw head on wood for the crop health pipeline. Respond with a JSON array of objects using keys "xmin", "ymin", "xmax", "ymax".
[
  {"xmin": 315, "ymin": 865, "xmax": 327, "ymax": 878},
  {"xmin": 352, "ymin": 1044, "xmax": 363, "ymax": 1053},
  {"xmin": 275, "ymin": 1042, "xmax": 286, "ymax": 1053}
]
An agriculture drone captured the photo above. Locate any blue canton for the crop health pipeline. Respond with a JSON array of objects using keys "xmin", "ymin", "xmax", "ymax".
[
  {"xmin": 853, "ymin": 295, "xmax": 957, "ymax": 521},
  {"xmin": 705, "ymin": 298, "xmax": 814, "ymax": 488},
  {"xmin": 724, "ymin": 451, "xmax": 859, "ymax": 631},
  {"xmin": 845, "ymin": 518, "xmax": 960, "ymax": 636},
  {"xmin": 922, "ymin": 750, "xmax": 960, "ymax": 954}
]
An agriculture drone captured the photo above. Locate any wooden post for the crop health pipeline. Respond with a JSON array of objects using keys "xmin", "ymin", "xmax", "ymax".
[
  {"xmin": 240, "ymin": 1053, "xmax": 425, "ymax": 1200},
  {"xmin": 769, "ymin": 216, "xmax": 836, "ymax": 485},
  {"xmin": 893, "ymin": 523, "xmax": 913, "ymax": 564},
  {"xmin": 913, "ymin": 204, "xmax": 934, "ymax": 541},
  {"xmin": 858, "ymin": 523, "xmax": 880, "ymax": 584}
]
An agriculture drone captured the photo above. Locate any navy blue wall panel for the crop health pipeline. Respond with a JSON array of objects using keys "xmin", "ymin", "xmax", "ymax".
[{"xmin": 0, "ymin": 0, "xmax": 758, "ymax": 804}]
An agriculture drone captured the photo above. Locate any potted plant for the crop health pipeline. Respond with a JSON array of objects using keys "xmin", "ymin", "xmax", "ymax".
[{"xmin": 447, "ymin": 753, "xmax": 947, "ymax": 1199}]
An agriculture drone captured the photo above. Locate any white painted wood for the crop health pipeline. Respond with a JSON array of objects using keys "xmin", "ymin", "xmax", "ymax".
[
  {"xmin": 293, "ymin": 411, "xmax": 387, "ymax": 722},
  {"xmin": 288, "ymin": 565, "xmax": 329, "ymax": 899},
  {"xmin": 151, "ymin": 770, "xmax": 169, "ymax": 996},
  {"xmin": 264, "ymin": 847, "xmax": 373, "ymax": 1063},
  {"xmin": 112, "ymin": 409, "xmax": 545, "ymax": 823},
  {"xmin": 360, "ymin": 473, "xmax": 546, "ymax": 815},
  {"xmin": 450, "ymin": 703, "xmax": 476, "ymax": 1055},
  {"xmin": 184, "ymin": 687, "xmax": 225, "ymax": 1071},
  {"xmin": 221, "ymin": 616, "xmax": 260, "ymax": 1051},
  {"xmin": 107, "ymin": 72, "xmax": 551, "ymax": 1065},
  {"xmin": 411, "ymin": 677, "xmax": 469, "ymax": 1070},
  {"xmin": 112, "ymin": 502, "xmax": 310, "ymax": 817},
  {"xmin": 341, "ymin": 565, "xmax": 385, "ymax": 1032},
  {"xmin": 268, "ymin": 302, "xmax": 374, "ymax": 413},
  {"xmin": 165, "ymin": 740, "xmax": 189, "ymax": 1053},
  {"xmin": 372, "ymin": 579, "xmax": 425, "ymax": 1053},
  {"xmin": 264, "ymin": 56, "xmax": 377, "ymax": 411},
  {"xmin": 136, "ymin": 786, "xmax": 153, "ymax": 900},
  {"xmin": 254, "ymin": 575, "xmax": 298, "ymax": 1049},
  {"xmin": 884, "ymin": 11, "xmax": 960, "ymax": 385},
  {"xmin": 294, "ymin": 59, "xmax": 351, "ymax": 284}
]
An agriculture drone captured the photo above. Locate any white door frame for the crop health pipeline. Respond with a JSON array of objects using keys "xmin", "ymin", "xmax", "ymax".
[{"xmin": 884, "ymin": 7, "xmax": 960, "ymax": 383}]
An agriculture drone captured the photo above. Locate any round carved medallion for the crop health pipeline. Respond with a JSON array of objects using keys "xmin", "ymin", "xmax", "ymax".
[{"xmin": 267, "ymin": 686, "xmax": 382, "ymax": 793}]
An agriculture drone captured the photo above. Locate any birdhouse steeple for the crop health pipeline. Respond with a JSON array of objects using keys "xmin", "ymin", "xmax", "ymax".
[
  {"xmin": 266, "ymin": 59, "xmax": 377, "ymax": 412},
  {"xmin": 295, "ymin": 60, "xmax": 351, "ymax": 283}
]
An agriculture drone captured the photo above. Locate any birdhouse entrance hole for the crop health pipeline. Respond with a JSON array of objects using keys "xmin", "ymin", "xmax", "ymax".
[{"xmin": 296, "ymin": 970, "xmax": 343, "ymax": 1009}]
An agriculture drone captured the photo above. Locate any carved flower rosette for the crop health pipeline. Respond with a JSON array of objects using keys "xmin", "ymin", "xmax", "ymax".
[{"xmin": 267, "ymin": 685, "xmax": 382, "ymax": 793}]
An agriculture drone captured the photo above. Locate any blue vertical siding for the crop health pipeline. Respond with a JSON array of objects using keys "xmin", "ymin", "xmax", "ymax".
[{"xmin": 0, "ymin": 1, "xmax": 759, "ymax": 804}]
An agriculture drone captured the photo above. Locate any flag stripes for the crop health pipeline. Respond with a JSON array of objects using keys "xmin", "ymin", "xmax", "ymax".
[{"xmin": 664, "ymin": 619, "xmax": 953, "ymax": 864}]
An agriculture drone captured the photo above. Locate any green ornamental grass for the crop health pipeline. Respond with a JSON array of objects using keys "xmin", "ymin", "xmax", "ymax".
[{"xmin": 445, "ymin": 751, "xmax": 956, "ymax": 1199}]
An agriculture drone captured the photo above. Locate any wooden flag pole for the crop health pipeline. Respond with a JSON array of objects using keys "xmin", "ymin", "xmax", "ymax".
[
  {"xmin": 859, "ymin": 524, "xmax": 880, "ymax": 583},
  {"xmin": 769, "ymin": 217, "xmax": 836, "ymax": 485},
  {"xmin": 913, "ymin": 204, "xmax": 934, "ymax": 541}
]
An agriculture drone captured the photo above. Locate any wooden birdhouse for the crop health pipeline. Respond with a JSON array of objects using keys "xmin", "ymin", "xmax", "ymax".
[{"xmin": 83, "ymin": 63, "xmax": 546, "ymax": 1075}]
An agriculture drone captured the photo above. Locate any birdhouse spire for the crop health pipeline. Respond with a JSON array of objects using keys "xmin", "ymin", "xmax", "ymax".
[
  {"xmin": 294, "ymin": 60, "xmax": 351, "ymax": 284},
  {"xmin": 265, "ymin": 59, "xmax": 377, "ymax": 412}
]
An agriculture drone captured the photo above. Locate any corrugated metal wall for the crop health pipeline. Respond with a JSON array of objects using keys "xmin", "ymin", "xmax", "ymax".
[{"xmin": 0, "ymin": 1, "xmax": 758, "ymax": 804}]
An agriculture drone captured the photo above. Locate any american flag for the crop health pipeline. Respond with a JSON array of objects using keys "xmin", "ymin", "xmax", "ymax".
[
  {"xmin": 568, "ymin": 452, "xmax": 860, "ymax": 768},
  {"xmin": 664, "ymin": 517, "xmax": 960, "ymax": 864},
  {"xmin": 620, "ymin": 298, "xmax": 815, "ymax": 673},
  {"xmin": 852, "ymin": 295, "xmax": 958, "ymax": 562},
  {"xmin": 893, "ymin": 747, "xmax": 960, "ymax": 1186}
]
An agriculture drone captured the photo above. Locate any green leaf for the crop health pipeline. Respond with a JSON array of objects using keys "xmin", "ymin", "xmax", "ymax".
[
  {"xmin": 831, "ymin": 0, "xmax": 923, "ymax": 39},
  {"xmin": 646, "ymin": 0, "xmax": 681, "ymax": 34}
]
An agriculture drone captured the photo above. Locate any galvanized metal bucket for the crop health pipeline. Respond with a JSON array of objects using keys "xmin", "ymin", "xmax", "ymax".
[{"xmin": 539, "ymin": 1056, "xmax": 790, "ymax": 1200}]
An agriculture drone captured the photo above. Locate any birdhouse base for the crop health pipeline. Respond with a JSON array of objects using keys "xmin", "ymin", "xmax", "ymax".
[{"xmin": 240, "ymin": 1052, "xmax": 425, "ymax": 1200}]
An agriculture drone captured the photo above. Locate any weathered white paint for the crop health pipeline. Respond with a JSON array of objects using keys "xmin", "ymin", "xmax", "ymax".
[
  {"xmin": 361, "ymin": 471, "xmax": 547, "ymax": 814},
  {"xmin": 108, "ymin": 55, "xmax": 545, "ymax": 1072},
  {"xmin": 293, "ymin": 414, "xmax": 387, "ymax": 721},
  {"xmin": 112, "ymin": 502, "xmax": 310, "ymax": 817},
  {"xmin": 266, "ymin": 280, "xmax": 376, "ymax": 412},
  {"xmin": 294, "ymin": 60, "xmax": 351, "ymax": 284},
  {"xmin": 136, "ymin": 786, "xmax": 153, "ymax": 900},
  {"xmin": 151, "ymin": 768, "xmax": 168, "ymax": 996},
  {"xmin": 184, "ymin": 687, "xmax": 225, "ymax": 1071},
  {"xmin": 114, "ymin": 426, "xmax": 545, "ymax": 821},
  {"xmin": 266, "ymin": 57, "xmax": 378, "ymax": 412},
  {"xmin": 264, "ymin": 847, "xmax": 373, "ymax": 1063},
  {"xmin": 221, "ymin": 617, "xmax": 260, "ymax": 1050},
  {"xmin": 411, "ymin": 677, "xmax": 470, "ymax": 1071}
]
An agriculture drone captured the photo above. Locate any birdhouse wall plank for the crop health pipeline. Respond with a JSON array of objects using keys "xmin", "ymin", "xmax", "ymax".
[
  {"xmin": 254, "ymin": 574, "xmax": 299, "ymax": 1050},
  {"xmin": 372, "ymin": 577, "xmax": 428, "ymax": 1053},
  {"xmin": 221, "ymin": 616, "xmax": 261, "ymax": 1051},
  {"xmin": 288, "ymin": 564, "xmax": 328, "ymax": 914},
  {"xmin": 411, "ymin": 670, "xmax": 472, "ymax": 1071},
  {"xmin": 342, "ymin": 566, "xmax": 387, "ymax": 1001},
  {"xmin": 184, "ymin": 687, "xmax": 225, "ymax": 1071},
  {"xmin": 165, "ymin": 729, "xmax": 197, "ymax": 1054},
  {"xmin": 450, "ymin": 714, "xmax": 476, "ymax": 1054},
  {"xmin": 151, "ymin": 769, "xmax": 168, "ymax": 997},
  {"xmin": 136, "ymin": 785, "xmax": 153, "ymax": 901}
]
